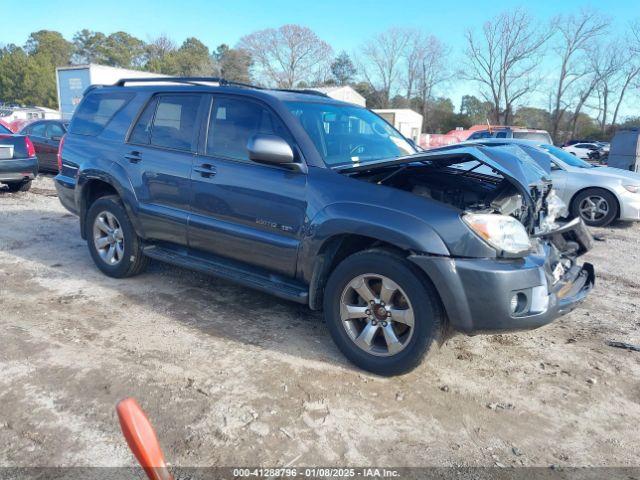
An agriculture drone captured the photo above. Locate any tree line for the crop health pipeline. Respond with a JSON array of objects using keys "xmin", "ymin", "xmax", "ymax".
[{"xmin": 1, "ymin": 8, "xmax": 639, "ymax": 143}]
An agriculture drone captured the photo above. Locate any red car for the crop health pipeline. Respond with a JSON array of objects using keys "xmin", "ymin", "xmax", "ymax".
[{"xmin": 19, "ymin": 120, "xmax": 68, "ymax": 172}]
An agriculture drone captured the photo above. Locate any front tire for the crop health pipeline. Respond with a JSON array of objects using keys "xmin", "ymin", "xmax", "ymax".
[
  {"xmin": 323, "ymin": 249, "xmax": 443, "ymax": 376},
  {"xmin": 86, "ymin": 195, "xmax": 149, "ymax": 278},
  {"xmin": 571, "ymin": 188, "xmax": 618, "ymax": 227}
]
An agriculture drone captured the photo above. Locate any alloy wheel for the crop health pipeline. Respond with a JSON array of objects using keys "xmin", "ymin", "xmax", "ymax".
[
  {"xmin": 339, "ymin": 274, "xmax": 415, "ymax": 357},
  {"xmin": 93, "ymin": 211, "xmax": 125, "ymax": 265},
  {"xmin": 579, "ymin": 195, "xmax": 609, "ymax": 222}
]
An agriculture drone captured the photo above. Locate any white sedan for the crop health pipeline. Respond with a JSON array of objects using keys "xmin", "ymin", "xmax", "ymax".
[
  {"xmin": 562, "ymin": 142, "xmax": 602, "ymax": 160},
  {"xmin": 464, "ymin": 139, "xmax": 640, "ymax": 227}
]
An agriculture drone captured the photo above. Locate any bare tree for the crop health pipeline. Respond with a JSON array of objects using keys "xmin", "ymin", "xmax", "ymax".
[
  {"xmin": 549, "ymin": 10, "xmax": 609, "ymax": 141},
  {"xmin": 359, "ymin": 28, "xmax": 412, "ymax": 107},
  {"xmin": 414, "ymin": 36, "xmax": 450, "ymax": 130},
  {"xmin": 237, "ymin": 25, "xmax": 332, "ymax": 88},
  {"xmin": 609, "ymin": 21, "xmax": 640, "ymax": 128},
  {"xmin": 598, "ymin": 39, "xmax": 640, "ymax": 133},
  {"xmin": 464, "ymin": 9, "xmax": 552, "ymax": 125}
]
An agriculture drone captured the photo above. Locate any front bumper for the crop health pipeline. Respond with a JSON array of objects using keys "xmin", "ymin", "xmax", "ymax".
[
  {"xmin": 0, "ymin": 157, "xmax": 38, "ymax": 182},
  {"xmin": 617, "ymin": 189, "xmax": 640, "ymax": 221},
  {"xmin": 410, "ymin": 218, "xmax": 595, "ymax": 334}
]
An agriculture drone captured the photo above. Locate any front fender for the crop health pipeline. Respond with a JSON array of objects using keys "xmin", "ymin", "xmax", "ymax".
[{"xmin": 299, "ymin": 202, "xmax": 450, "ymax": 282}]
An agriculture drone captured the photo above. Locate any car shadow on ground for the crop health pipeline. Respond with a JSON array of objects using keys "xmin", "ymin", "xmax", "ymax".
[{"xmin": 4, "ymin": 206, "xmax": 356, "ymax": 372}]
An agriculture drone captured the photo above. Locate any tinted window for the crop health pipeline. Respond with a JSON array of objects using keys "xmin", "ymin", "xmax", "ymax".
[
  {"xmin": 47, "ymin": 123, "xmax": 65, "ymax": 138},
  {"xmin": 31, "ymin": 123, "xmax": 46, "ymax": 137},
  {"xmin": 495, "ymin": 131, "xmax": 507, "ymax": 138},
  {"xmin": 150, "ymin": 95, "xmax": 201, "ymax": 151},
  {"xmin": 129, "ymin": 99, "xmax": 157, "ymax": 145},
  {"xmin": 70, "ymin": 92, "xmax": 133, "ymax": 136},
  {"xmin": 207, "ymin": 97, "xmax": 292, "ymax": 161}
]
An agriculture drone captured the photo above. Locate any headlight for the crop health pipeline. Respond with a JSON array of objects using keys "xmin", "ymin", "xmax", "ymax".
[
  {"xmin": 623, "ymin": 185, "xmax": 640, "ymax": 193},
  {"xmin": 463, "ymin": 213, "xmax": 531, "ymax": 255}
]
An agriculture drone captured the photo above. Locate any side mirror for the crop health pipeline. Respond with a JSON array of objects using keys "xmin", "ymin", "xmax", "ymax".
[{"xmin": 247, "ymin": 134, "xmax": 295, "ymax": 165}]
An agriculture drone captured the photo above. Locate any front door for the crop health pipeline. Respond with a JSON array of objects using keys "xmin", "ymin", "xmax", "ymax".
[
  {"xmin": 188, "ymin": 95, "xmax": 307, "ymax": 277},
  {"xmin": 123, "ymin": 93, "xmax": 206, "ymax": 245}
]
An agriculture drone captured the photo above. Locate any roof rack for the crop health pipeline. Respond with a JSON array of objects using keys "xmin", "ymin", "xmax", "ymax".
[
  {"xmin": 272, "ymin": 88, "xmax": 329, "ymax": 98},
  {"xmin": 113, "ymin": 76, "xmax": 262, "ymax": 89},
  {"xmin": 113, "ymin": 77, "xmax": 330, "ymax": 97}
]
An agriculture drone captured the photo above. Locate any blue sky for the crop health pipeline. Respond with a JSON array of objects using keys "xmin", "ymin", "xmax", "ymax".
[{"xmin": 2, "ymin": 0, "xmax": 639, "ymax": 117}]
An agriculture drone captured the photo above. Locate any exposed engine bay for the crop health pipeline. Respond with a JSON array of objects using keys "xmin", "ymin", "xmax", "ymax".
[
  {"xmin": 352, "ymin": 162, "xmax": 554, "ymax": 233},
  {"xmin": 344, "ymin": 152, "xmax": 592, "ymax": 289}
]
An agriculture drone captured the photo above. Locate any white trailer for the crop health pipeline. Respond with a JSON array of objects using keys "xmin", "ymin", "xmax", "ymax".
[{"xmin": 56, "ymin": 64, "xmax": 165, "ymax": 120}]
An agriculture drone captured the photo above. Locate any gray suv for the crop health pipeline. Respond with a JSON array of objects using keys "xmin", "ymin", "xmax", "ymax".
[{"xmin": 55, "ymin": 77, "xmax": 594, "ymax": 375}]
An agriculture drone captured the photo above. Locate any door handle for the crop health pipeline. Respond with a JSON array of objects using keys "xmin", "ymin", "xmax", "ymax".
[
  {"xmin": 124, "ymin": 151, "xmax": 142, "ymax": 163},
  {"xmin": 194, "ymin": 164, "xmax": 216, "ymax": 178}
]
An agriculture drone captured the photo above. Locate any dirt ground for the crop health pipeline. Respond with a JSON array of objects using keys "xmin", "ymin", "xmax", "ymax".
[{"xmin": 1, "ymin": 176, "xmax": 639, "ymax": 470}]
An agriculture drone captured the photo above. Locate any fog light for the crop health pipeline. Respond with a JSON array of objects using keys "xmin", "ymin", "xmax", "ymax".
[{"xmin": 510, "ymin": 292, "xmax": 527, "ymax": 315}]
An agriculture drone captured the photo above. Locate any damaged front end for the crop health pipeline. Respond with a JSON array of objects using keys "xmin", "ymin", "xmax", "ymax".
[{"xmin": 338, "ymin": 144, "xmax": 595, "ymax": 333}]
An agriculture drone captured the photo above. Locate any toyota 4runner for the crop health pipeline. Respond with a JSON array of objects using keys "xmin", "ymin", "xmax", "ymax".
[{"xmin": 55, "ymin": 77, "xmax": 595, "ymax": 375}]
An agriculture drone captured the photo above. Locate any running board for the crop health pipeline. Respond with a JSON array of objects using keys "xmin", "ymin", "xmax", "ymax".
[{"xmin": 142, "ymin": 245, "xmax": 309, "ymax": 304}]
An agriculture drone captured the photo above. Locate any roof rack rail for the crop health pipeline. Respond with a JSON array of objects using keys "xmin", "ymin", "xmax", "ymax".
[
  {"xmin": 113, "ymin": 77, "xmax": 265, "ymax": 89},
  {"xmin": 113, "ymin": 77, "xmax": 331, "ymax": 98},
  {"xmin": 273, "ymin": 88, "xmax": 329, "ymax": 98}
]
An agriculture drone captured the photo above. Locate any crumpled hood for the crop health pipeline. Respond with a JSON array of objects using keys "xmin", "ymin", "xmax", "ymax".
[{"xmin": 337, "ymin": 144, "xmax": 552, "ymax": 198}]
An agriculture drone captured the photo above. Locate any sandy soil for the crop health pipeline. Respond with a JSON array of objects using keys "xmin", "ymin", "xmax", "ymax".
[{"xmin": 1, "ymin": 176, "xmax": 639, "ymax": 469}]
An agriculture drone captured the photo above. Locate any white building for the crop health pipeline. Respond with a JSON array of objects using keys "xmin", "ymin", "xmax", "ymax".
[
  {"xmin": 305, "ymin": 86, "xmax": 366, "ymax": 107},
  {"xmin": 374, "ymin": 109, "xmax": 423, "ymax": 143}
]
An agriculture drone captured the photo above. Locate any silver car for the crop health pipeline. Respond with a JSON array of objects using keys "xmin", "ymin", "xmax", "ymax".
[{"xmin": 463, "ymin": 138, "xmax": 640, "ymax": 227}]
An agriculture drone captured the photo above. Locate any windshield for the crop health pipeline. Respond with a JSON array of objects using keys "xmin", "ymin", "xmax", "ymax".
[
  {"xmin": 285, "ymin": 102, "xmax": 415, "ymax": 167},
  {"xmin": 540, "ymin": 144, "xmax": 594, "ymax": 168},
  {"xmin": 513, "ymin": 131, "xmax": 553, "ymax": 144},
  {"xmin": 0, "ymin": 124, "xmax": 12, "ymax": 134}
]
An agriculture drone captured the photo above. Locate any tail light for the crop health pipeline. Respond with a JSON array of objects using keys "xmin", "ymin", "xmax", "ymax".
[
  {"xmin": 24, "ymin": 136, "xmax": 36, "ymax": 157},
  {"xmin": 57, "ymin": 134, "xmax": 66, "ymax": 172}
]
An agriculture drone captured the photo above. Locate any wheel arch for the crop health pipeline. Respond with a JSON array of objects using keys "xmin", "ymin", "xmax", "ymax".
[
  {"xmin": 77, "ymin": 173, "xmax": 143, "ymax": 239},
  {"xmin": 307, "ymin": 233, "xmax": 444, "ymax": 314}
]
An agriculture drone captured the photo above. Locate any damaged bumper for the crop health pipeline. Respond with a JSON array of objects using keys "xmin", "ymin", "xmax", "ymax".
[{"xmin": 409, "ymin": 217, "xmax": 595, "ymax": 334}]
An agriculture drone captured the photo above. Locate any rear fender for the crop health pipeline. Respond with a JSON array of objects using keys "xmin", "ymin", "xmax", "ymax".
[{"xmin": 77, "ymin": 165, "xmax": 144, "ymax": 239}]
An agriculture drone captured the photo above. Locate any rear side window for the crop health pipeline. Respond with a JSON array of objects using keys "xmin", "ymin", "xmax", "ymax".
[
  {"xmin": 31, "ymin": 123, "xmax": 46, "ymax": 137},
  {"xmin": 206, "ymin": 97, "xmax": 291, "ymax": 161},
  {"xmin": 47, "ymin": 123, "xmax": 65, "ymax": 138},
  {"xmin": 129, "ymin": 99, "xmax": 158, "ymax": 145},
  {"xmin": 129, "ymin": 95, "xmax": 201, "ymax": 151},
  {"xmin": 70, "ymin": 92, "xmax": 133, "ymax": 136}
]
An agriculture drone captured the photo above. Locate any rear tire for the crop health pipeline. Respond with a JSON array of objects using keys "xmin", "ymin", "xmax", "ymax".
[
  {"xmin": 571, "ymin": 188, "xmax": 618, "ymax": 227},
  {"xmin": 323, "ymin": 249, "xmax": 443, "ymax": 376},
  {"xmin": 86, "ymin": 195, "xmax": 149, "ymax": 278},
  {"xmin": 5, "ymin": 180, "xmax": 32, "ymax": 192}
]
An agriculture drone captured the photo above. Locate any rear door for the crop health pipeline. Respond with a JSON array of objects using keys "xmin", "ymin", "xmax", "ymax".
[
  {"xmin": 125, "ymin": 93, "xmax": 207, "ymax": 245},
  {"xmin": 43, "ymin": 122, "xmax": 66, "ymax": 171},
  {"xmin": 188, "ymin": 95, "xmax": 307, "ymax": 277}
]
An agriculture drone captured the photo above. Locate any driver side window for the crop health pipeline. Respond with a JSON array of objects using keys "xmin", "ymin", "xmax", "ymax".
[
  {"xmin": 551, "ymin": 161, "xmax": 562, "ymax": 171},
  {"xmin": 206, "ymin": 97, "xmax": 292, "ymax": 162}
]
